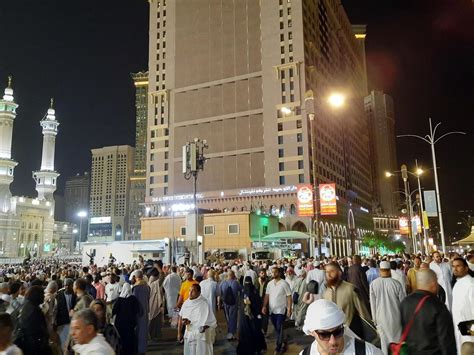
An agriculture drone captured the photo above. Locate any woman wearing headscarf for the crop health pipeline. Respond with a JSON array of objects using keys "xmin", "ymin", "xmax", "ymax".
[
  {"xmin": 112, "ymin": 282, "xmax": 140, "ymax": 354},
  {"xmin": 90, "ymin": 299, "xmax": 121, "ymax": 353},
  {"xmin": 236, "ymin": 276, "xmax": 267, "ymax": 355},
  {"xmin": 42, "ymin": 281, "xmax": 61, "ymax": 354},
  {"xmin": 14, "ymin": 285, "xmax": 52, "ymax": 355},
  {"xmin": 292, "ymin": 268, "xmax": 307, "ymax": 329}
]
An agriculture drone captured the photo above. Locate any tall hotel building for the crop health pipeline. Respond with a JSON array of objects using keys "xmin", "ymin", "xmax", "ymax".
[
  {"xmin": 89, "ymin": 146, "xmax": 134, "ymax": 242},
  {"xmin": 144, "ymin": 0, "xmax": 373, "ymax": 256},
  {"xmin": 127, "ymin": 72, "xmax": 148, "ymax": 240},
  {"xmin": 365, "ymin": 90, "xmax": 398, "ymax": 216}
]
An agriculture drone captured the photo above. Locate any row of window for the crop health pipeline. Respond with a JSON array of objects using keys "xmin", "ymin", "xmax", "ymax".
[{"xmin": 179, "ymin": 224, "xmax": 240, "ymax": 237}]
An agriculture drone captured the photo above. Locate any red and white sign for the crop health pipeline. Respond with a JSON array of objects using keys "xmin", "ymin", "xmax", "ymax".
[
  {"xmin": 319, "ymin": 183, "xmax": 337, "ymax": 215},
  {"xmin": 399, "ymin": 217, "xmax": 409, "ymax": 235},
  {"xmin": 297, "ymin": 184, "xmax": 314, "ymax": 217}
]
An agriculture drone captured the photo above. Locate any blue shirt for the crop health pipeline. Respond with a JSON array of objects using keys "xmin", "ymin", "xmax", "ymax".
[
  {"xmin": 218, "ymin": 279, "xmax": 242, "ymax": 299},
  {"xmin": 366, "ymin": 267, "xmax": 379, "ymax": 285}
]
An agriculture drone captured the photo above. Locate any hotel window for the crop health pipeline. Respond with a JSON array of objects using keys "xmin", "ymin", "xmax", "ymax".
[
  {"xmin": 298, "ymin": 160, "xmax": 304, "ymax": 169},
  {"xmin": 299, "ymin": 174, "xmax": 304, "ymax": 183},
  {"xmin": 278, "ymin": 149, "xmax": 284, "ymax": 158},
  {"xmin": 278, "ymin": 123, "xmax": 283, "ymax": 131},
  {"xmin": 204, "ymin": 225, "xmax": 215, "ymax": 235},
  {"xmin": 228, "ymin": 224, "xmax": 239, "ymax": 235},
  {"xmin": 297, "ymin": 146, "xmax": 303, "ymax": 155},
  {"xmin": 278, "ymin": 136, "xmax": 283, "ymax": 144},
  {"xmin": 279, "ymin": 176, "xmax": 286, "ymax": 185},
  {"xmin": 180, "ymin": 227, "xmax": 186, "ymax": 236},
  {"xmin": 279, "ymin": 162, "xmax": 285, "ymax": 171}
]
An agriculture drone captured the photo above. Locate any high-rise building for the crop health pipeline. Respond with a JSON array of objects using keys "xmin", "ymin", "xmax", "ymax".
[
  {"xmin": 365, "ymin": 90, "xmax": 398, "ymax": 215},
  {"xmin": 127, "ymin": 72, "xmax": 148, "ymax": 240},
  {"xmin": 64, "ymin": 172, "xmax": 90, "ymax": 243},
  {"xmin": 89, "ymin": 145, "xmax": 134, "ymax": 242},
  {"xmin": 143, "ymin": 0, "xmax": 373, "ymax": 257}
]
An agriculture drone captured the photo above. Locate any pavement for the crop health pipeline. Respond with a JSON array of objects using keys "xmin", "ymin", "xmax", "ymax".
[{"xmin": 147, "ymin": 309, "xmax": 313, "ymax": 354}]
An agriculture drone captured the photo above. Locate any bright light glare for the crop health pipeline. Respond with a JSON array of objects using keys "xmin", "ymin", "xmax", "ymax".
[
  {"xmin": 416, "ymin": 168, "xmax": 423, "ymax": 176},
  {"xmin": 280, "ymin": 107, "xmax": 292, "ymax": 115},
  {"xmin": 77, "ymin": 211, "xmax": 87, "ymax": 218},
  {"xmin": 328, "ymin": 93, "xmax": 345, "ymax": 108},
  {"xmin": 385, "ymin": 171, "xmax": 392, "ymax": 178}
]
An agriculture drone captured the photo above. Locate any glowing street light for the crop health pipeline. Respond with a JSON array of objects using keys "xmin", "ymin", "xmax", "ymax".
[
  {"xmin": 416, "ymin": 168, "xmax": 424, "ymax": 176},
  {"xmin": 77, "ymin": 210, "xmax": 88, "ymax": 250},
  {"xmin": 280, "ymin": 106, "xmax": 292, "ymax": 115},
  {"xmin": 385, "ymin": 171, "xmax": 393, "ymax": 178},
  {"xmin": 327, "ymin": 93, "xmax": 345, "ymax": 108}
]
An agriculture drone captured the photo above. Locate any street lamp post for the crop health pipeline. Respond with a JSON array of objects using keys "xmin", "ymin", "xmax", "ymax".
[
  {"xmin": 77, "ymin": 210, "xmax": 87, "ymax": 251},
  {"xmin": 398, "ymin": 118, "xmax": 466, "ymax": 254},
  {"xmin": 414, "ymin": 160, "xmax": 429, "ymax": 254}
]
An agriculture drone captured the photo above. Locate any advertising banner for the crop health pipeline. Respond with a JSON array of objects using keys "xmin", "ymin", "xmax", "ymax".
[
  {"xmin": 423, "ymin": 190, "xmax": 438, "ymax": 217},
  {"xmin": 422, "ymin": 211, "xmax": 429, "ymax": 229},
  {"xmin": 297, "ymin": 184, "xmax": 314, "ymax": 217},
  {"xmin": 399, "ymin": 217, "xmax": 409, "ymax": 235},
  {"xmin": 412, "ymin": 215, "xmax": 422, "ymax": 234},
  {"xmin": 319, "ymin": 183, "xmax": 337, "ymax": 215}
]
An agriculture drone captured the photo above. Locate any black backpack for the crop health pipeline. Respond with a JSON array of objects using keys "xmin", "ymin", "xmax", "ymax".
[{"xmin": 223, "ymin": 284, "xmax": 236, "ymax": 305}]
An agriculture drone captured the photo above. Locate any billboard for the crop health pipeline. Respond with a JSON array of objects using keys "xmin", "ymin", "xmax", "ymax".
[
  {"xmin": 412, "ymin": 215, "xmax": 422, "ymax": 234},
  {"xmin": 90, "ymin": 217, "xmax": 111, "ymax": 224},
  {"xmin": 423, "ymin": 190, "xmax": 438, "ymax": 217},
  {"xmin": 297, "ymin": 184, "xmax": 314, "ymax": 217},
  {"xmin": 319, "ymin": 183, "xmax": 337, "ymax": 215},
  {"xmin": 399, "ymin": 217, "xmax": 409, "ymax": 235}
]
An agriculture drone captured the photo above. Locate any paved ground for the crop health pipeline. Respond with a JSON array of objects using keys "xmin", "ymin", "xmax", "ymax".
[{"xmin": 147, "ymin": 309, "xmax": 313, "ymax": 354}]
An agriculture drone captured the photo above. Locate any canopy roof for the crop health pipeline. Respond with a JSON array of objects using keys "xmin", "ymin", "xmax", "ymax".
[
  {"xmin": 262, "ymin": 231, "xmax": 310, "ymax": 240},
  {"xmin": 453, "ymin": 226, "xmax": 474, "ymax": 245}
]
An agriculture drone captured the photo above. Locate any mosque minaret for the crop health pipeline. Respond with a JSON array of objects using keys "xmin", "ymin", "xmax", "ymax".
[
  {"xmin": 0, "ymin": 76, "xmax": 19, "ymax": 213},
  {"xmin": 33, "ymin": 98, "xmax": 60, "ymax": 205}
]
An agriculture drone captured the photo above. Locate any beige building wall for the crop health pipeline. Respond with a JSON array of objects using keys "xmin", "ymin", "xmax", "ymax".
[{"xmin": 142, "ymin": 212, "xmax": 262, "ymax": 251}]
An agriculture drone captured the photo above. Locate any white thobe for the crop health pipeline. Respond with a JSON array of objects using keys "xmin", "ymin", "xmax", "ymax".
[
  {"xmin": 390, "ymin": 270, "xmax": 406, "ymax": 291},
  {"xmin": 244, "ymin": 269, "xmax": 258, "ymax": 283},
  {"xmin": 305, "ymin": 268, "xmax": 326, "ymax": 295},
  {"xmin": 200, "ymin": 278, "xmax": 218, "ymax": 315},
  {"xmin": 452, "ymin": 274, "xmax": 474, "ymax": 352},
  {"xmin": 430, "ymin": 261, "xmax": 453, "ymax": 311},
  {"xmin": 369, "ymin": 277, "xmax": 406, "ymax": 355},
  {"xmin": 163, "ymin": 272, "xmax": 182, "ymax": 316}
]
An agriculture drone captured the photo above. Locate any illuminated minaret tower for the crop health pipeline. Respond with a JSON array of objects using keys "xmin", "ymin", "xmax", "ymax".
[
  {"xmin": 33, "ymin": 99, "xmax": 60, "ymax": 203},
  {"xmin": 0, "ymin": 76, "xmax": 19, "ymax": 213}
]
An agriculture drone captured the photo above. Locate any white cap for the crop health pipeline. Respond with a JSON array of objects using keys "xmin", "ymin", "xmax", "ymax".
[
  {"xmin": 380, "ymin": 261, "xmax": 391, "ymax": 269},
  {"xmin": 302, "ymin": 299, "xmax": 345, "ymax": 335},
  {"xmin": 313, "ymin": 261, "xmax": 320, "ymax": 267}
]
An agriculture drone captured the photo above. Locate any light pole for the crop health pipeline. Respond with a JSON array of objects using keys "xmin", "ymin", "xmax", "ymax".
[
  {"xmin": 77, "ymin": 210, "xmax": 87, "ymax": 251},
  {"xmin": 414, "ymin": 160, "xmax": 429, "ymax": 254},
  {"xmin": 398, "ymin": 118, "xmax": 466, "ymax": 254},
  {"xmin": 183, "ymin": 138, "xmax": 208, "ymax": 264},
  {"xmin": 303, "ymin": 91, "xmax": 346, "ymax": 260}
]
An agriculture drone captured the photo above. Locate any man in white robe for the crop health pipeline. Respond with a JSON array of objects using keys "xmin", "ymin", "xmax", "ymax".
[
  {"xmin": 429, "ymin": 251, "xmax": 453, "ymax": 311},
  {"xmin": 179, "ymin": 283, "xmax": 217, "ymax": 355},
  {"xmin": 370, "ymin": 261, "xmax": 406, "ymax": 355},
  {"xmin": 200, "ymin": 269, "xmax": 218, "ymax": 316},
  {"xmin": 163, "ymin": 266, "xmax": 182, "ymax": 318},
  {"xmin": 451, "ymin": 257, "xmax": 474, "ymax": 352}
]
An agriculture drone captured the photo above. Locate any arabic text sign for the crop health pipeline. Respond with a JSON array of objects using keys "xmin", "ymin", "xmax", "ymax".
[
  {"xmin": 297, "ymin": 184, "xmax": 314, "ymax": 217},
  {"xmin": 319, "ymin": 183, "xmax": 337, "ymax": 215}
]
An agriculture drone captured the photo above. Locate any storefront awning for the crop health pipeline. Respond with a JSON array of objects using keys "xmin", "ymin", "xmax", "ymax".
[
  {"xmin": 453, "ymin": 227, "xmax": 474, "ymax": 245},
  {"xmin": 262, "ymin": 231, "xmax": 310, "ymax": 240}
]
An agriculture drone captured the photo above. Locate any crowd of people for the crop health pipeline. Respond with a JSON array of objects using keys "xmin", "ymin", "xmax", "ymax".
[{"xmin": 0, "ymin": 250, "xmax": 472, "ymax": 355}]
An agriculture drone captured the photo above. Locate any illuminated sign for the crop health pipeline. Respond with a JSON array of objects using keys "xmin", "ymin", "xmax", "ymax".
[
  {"xmin": 412, "ymin": 215, "xmax": 422, "ymax": 234},
  {"xmin": 399, "ymin": 217, "xmax": 409, "ymax": 235},
  {"xmin": 90, "ymin": 217, "xmax": 111, "ymax": 224},
  {"xmin": 297, "ymin": 184, "xmax": 314, "ymax": 217},
  {"xmin": 319, "ymin": 183, "xmax": 337, "ymax": 215}
]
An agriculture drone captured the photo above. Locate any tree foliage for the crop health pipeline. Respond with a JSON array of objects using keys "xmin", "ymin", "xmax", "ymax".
[{"xmin": 362, "ymin": 232, "xmax": 405, "ymax": 254}]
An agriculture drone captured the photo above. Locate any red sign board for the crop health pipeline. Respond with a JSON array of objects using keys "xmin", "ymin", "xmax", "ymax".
[
  {"xmin": 319, "ymin": 183, "xmax": 337, "ymax": 215},
  {"xmin": 297, "ymin": 184, "xmax": 314, "ymax": 217}
]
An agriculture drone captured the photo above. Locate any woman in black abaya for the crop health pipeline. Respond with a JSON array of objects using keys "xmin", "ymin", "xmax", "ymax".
[{"xmin": 236, "ymin": 276, "xmax": 267, "ymax": 355}]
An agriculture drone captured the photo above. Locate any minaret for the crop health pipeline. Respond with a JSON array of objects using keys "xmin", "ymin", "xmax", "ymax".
[
  {"xmin": 0, "ymin": 76, "xmax": 19, "ymax": 213},
  {"xmin": 33, "ymin": 99, "xmax": 60, "ymax": 202}
]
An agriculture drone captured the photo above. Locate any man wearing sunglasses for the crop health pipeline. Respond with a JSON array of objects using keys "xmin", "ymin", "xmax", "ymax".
[{"xmin": 301, "ymin": 299, "xmax": 382, "ymax": 354}]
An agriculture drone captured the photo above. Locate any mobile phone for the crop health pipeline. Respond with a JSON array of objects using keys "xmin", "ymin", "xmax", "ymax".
[{"xmin": 458, "ymin": 320, "xmax": 474, "ymax": 336}]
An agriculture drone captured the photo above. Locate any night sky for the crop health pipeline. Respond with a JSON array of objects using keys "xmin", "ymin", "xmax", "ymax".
[{"xmin": 1, "ymin": 1, "xmax": 472, "ymax": 237}]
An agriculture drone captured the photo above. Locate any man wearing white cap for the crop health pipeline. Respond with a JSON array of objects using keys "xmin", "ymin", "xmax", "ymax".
[
  {"xmin": 300, "ymin": 299, "xmax": 383, "ymax": 355},
  {"xmin": 306, "ymin": 261, "xmax": 326, "ymax": 296},
  {"xmin": 369, "ymin": 261, "xmax": 406, "ymax": 355}
]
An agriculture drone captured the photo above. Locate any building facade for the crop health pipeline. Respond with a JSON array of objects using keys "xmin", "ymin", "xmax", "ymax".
[
  {"xmin": 365, "ymin": 90, "xmax": 399, "ymax": 215},
  {"xmin": 143, "ymin": 0, "xmax": 373, "ymax": 256},
  {"xmin": 64, "ymin": 172, "xmax": 90, "ymax": 243},
  {"xmin": 89, "ymin": 145, "xmax": 134, "ymax": 242},
  {"xmin": 0, "ymin": 79, "xmax": 74, "ymax": 257},
  {"xmin": 127, "ymin": 72, "xmax": 148, "ymax": 240}
]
